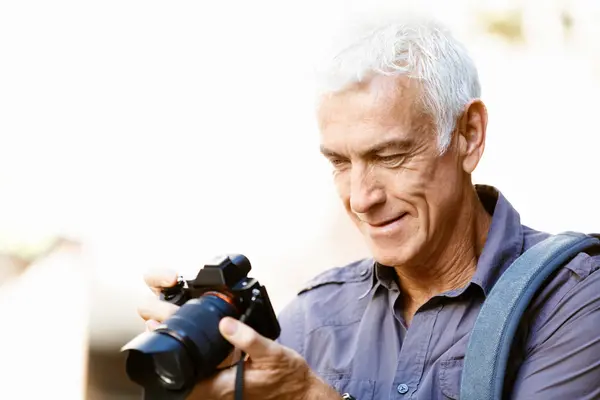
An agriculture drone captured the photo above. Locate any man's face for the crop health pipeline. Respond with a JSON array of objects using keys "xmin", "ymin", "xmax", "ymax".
[{"xmin": 317, "ymin": 75, "xmax": 468, "ymax": 267}]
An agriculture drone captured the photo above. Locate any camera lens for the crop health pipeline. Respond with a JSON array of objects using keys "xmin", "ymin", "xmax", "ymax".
[
  {"xmin": 124, "ymin": 332, "xmax": 194, "ymax": 392},
  {"xmin": 122, "ymin": 294, "xmax": 239, "ymax": 395},
  {"xmin": 153, "ymin": 352, "xmax": 187, "ymax": 389}
]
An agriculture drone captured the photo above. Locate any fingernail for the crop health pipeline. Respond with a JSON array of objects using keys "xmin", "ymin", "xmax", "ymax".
[{"xmin": 220, "ymin": 317, "xmax": 238, "ymax": 336}]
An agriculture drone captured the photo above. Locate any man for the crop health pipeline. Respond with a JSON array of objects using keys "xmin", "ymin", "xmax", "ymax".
[{"xmin": 138, "ymin": 16, "xmax": 600, "ymax": 399}]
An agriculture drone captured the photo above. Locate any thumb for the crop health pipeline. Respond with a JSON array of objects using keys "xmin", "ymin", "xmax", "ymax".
[{"xmin": 219, "ymin": 317, "xmax": 280, "ymax": 361}]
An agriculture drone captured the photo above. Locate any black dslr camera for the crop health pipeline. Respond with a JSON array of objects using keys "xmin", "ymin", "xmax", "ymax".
[{"xmin": 121, "ymin": 254, "xmax": 281, "ymax": 400}]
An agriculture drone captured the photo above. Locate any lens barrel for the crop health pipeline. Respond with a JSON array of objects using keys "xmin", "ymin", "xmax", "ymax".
[{"xmin": 123, "ymin": 294, "xmax": 239, "ymax": 393}]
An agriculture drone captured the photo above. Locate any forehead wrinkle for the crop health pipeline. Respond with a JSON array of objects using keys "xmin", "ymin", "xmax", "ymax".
[
  {"xmin": 321, "ymin": 75, "xmax": 421, "ymax": 126},
  {"xmin": 318, "ymin": 75, "xmax": 436, "ymax": 156}
]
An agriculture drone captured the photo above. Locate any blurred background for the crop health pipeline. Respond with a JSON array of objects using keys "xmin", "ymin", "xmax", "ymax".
[{"xmin": 1, "ymin": 0, "xmax": 599, "ymax": 398}]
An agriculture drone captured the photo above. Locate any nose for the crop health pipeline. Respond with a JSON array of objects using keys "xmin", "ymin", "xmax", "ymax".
[{"xmin": 349, "ymin": 165, "xmax": 385, "ymax": 215}]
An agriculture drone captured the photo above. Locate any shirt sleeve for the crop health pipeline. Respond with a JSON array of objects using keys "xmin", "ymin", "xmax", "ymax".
[
  {"xmin": 510, "ymin": 257, "xmax": 600, "ymax": 399},
  {"xmin": 275, "ymin": 296, "xmax": 306, "ymax": 357}
]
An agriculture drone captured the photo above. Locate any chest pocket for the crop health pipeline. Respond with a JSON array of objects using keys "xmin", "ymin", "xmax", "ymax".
[
  {"xmin": 321, "ymin": 375, "xmax": 376, "ymax": 400},
  {"xmin": 439, "ymin": 357, "xmax": 463, "ymax": 399}
]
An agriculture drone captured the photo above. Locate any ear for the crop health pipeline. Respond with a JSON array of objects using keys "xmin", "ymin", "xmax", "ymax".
[{"xmin": 456, "ymin": 99, "xmax": 487, "ymax": 174}]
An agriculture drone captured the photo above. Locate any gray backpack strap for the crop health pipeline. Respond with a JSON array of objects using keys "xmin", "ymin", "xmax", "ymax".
[{"xmin": 460, "ymin": 231, "xmax": 600, "ymax": 400}]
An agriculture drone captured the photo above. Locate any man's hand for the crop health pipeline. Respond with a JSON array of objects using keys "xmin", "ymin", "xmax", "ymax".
[
  {"xmin": 190, "ymin": 317, "xmax": 340, "ymax": 400},
  {"xmin": 137, "ymin": 269, "xmax": 339, "ymax": 400},
  {"xmin": 137, "ymin": 268, "xmax": 180, "ymax": 331},
  {"xmin": 137, "ymin": 269, "xmax": 242, "ymax": 368}
]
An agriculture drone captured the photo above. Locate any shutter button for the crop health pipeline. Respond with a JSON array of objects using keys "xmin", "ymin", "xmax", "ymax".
[{"xmin": 397, "ymin": 383, "xmax": 409, "ymax": 394}]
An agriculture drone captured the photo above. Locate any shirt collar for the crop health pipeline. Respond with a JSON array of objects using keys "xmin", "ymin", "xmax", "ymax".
[
  {"xmin": 369, "ymin": 185, "xmax": 524, "ymax": 297},
  {"xmin": 471, "ymin": 185, "xmax": 524, "ymax": 295}
]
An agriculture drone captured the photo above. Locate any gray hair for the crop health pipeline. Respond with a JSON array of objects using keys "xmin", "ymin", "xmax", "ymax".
[{"xmin": 316, "ymin": 15, "xmax": 481, "ymax": 153}]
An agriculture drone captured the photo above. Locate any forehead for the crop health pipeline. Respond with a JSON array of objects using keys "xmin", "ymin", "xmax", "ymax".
[
  {"xmin": 317, "ymin": 75, "xmax": 430, "ymax": 149},
  {"xmin": 318, "ymin": 75, "xmax": 417, "ymax": 126}
]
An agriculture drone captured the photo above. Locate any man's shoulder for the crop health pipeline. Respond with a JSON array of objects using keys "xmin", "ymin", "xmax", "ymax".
[
  {"xmin": 522, "ymin": 228, "xmax": 600, "ymax": 275},
  {"xmin": 276, "ymin": 258, "xmax": 375, "ymax": 354},
  {"xmin": 522, "ymin": 230, "xmax": 600, "ymax": 339},
  {"xmin": 296, "ymin": 257, "xmax": 374, "ymax": 296}
]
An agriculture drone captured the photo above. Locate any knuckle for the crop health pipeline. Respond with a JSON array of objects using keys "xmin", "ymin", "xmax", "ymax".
[
  {"xmin": 142, "ymin": 272, "xmax": 160, "ymax": 287},
  {"xmin": 137, "ymin": 304, "xmax": 153, "ymax": 320},
  {"xmin": 137, "ymin": 309, "xmax": 148, "ymax": 320},
  {"xmin": 143, "ymin": 268, "xmax": 178, "ymax": 289},
  {"xmin": 281, "ymin": 348, "xmax": 301, "ymax": 365},
  {"xmin": 159, "ymin": 302, "xmax": 179, "ymax": 319},
  {"xmin": 239, "ymin": 332, "xmax": 260, "ymax": 349},
  {"xmin": 137, "ymin": 297, "xmax": 179, "ymax": 322},
  {"xmin": 288, "ymin": 349, "xmax": 304, "ymax": 362}
]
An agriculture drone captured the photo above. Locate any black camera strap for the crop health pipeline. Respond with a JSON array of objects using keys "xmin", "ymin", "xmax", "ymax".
[
  {"xmin": 234, "ymin": 294, "xmax": 263, "ymax": 400},
  {"xmin": 234, "ymin": 353, "xmax": 246, "ymax": 400}
]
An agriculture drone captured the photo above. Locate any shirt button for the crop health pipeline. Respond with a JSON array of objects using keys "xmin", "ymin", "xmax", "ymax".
[
  {"xmin": 360, "ymin": 269, "xmax": 369, "ymax": 277},
  {"xmin": 397, "ymin": 383, "xmax": 409, "ymax": 394}
]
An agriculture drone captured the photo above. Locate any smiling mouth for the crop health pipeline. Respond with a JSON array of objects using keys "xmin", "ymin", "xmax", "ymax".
[{"xmin": 368, "ymin": 213, "xmax": 407, "ymax": 228}]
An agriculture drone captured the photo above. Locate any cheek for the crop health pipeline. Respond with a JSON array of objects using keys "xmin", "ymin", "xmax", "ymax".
[
  {"xmin": 429, "ymin": 158, "xmax": 462, "ymax": 198},
  {"xmin": 421, "ymin": 165, "xmax": 463, "ymax": 219},
  {"xmin": 333, "ymin": 172, "xmax": 351, "ymax": 203},
  {"xmin": 382, "ymin": 163, "xmax": 439, "ymax": 220},
  {"xmin": 384, "ymin": 167, "xmax": 429, "ymax": 202}
]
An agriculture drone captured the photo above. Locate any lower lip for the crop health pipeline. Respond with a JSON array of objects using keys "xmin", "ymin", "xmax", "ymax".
[{"xmin": 368, "ymin": 214, "xmax": 407, "ymax": 236}]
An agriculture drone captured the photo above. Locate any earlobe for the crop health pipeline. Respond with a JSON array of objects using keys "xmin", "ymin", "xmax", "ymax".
[{"xmin": 461, "ymin": 99, "xmax": 487, "ymax": 174}]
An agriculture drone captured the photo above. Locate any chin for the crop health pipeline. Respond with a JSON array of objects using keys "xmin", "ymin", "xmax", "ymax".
[
  {"xmin": 368, "ymin": 236, "xmax": 421, "ymax": 267},
  {"xmin": 369, "ymin": 245, "xmax": 412, "ymax": 267}
]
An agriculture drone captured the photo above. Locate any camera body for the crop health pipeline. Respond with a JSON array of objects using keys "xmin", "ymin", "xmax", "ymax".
[
  {"xmin": 160, "ymin": 254, "xmax": 281, "ymax": 340},
  {"xmin": 121, "ymin": 254, "xmax": 281, "ymax": 400}
]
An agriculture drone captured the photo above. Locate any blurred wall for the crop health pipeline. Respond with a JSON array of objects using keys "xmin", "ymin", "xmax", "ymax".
[{"xmin": 0, "ymin": 241, "xmax": 89, "ymax": 399}]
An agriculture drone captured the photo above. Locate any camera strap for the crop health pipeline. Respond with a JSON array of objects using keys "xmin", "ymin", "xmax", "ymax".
[
  {"xmin": 234, "ymin": 353, "xmax": 246, "ymax": 400},
  {"xmin": 234, "ymin": 293, "xmax": 263, "ymax": 400}
]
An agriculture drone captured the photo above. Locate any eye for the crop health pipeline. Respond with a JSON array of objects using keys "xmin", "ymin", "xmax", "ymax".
[
  {"xmin": 376, "ymin": 154, "xmax": 404, "ymax": 166},
  {"xmin": 330, "ymin": 158, "xmax": 349, "ymax": 167}
]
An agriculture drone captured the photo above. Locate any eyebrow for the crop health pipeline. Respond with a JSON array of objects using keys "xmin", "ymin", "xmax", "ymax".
[{"xmin": 320, "ymin": 138, "xmax": 414, "ymax": 159}]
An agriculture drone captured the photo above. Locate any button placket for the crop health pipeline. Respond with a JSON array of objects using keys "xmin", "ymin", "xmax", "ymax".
[{"xmin": 392, "ymin": 305, "xmax": 443, "ymax": 398}]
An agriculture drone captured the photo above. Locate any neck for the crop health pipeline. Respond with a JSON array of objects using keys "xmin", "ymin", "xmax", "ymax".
[{"xmin": 394, "ymin": 185, "xmax": 492, "ymax": 317}]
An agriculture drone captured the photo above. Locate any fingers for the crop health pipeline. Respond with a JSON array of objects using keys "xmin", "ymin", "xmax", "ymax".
[
  {"xmin": 143, "ymin": 268, "xmax": 178, "ymax": 295},
  {"xmin": 218, "ymin": 317, "xmax": 282, "ymax": 362},
  {"xmin": 139, "ymin": 269, "xmax": 179, "ymax": 326},
  {"xmin": 137, "ymin": 296, "xmax": 180, "ymax": 322},
  {"xmin": 145, "ymin": 319, "xmax": 161, "ymax": 332}
]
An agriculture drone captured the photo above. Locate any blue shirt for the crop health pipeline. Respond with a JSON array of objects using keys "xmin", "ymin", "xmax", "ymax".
[{"xmin": 276, "ymin": 185, "xmax": 600, "ymax": 399}]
